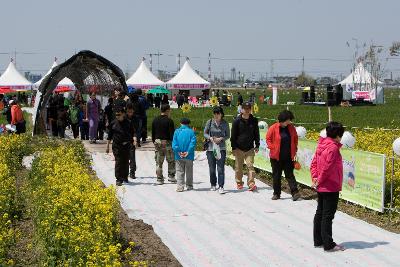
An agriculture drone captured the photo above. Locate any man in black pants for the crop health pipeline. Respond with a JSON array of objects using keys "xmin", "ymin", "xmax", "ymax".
[
  {"xmin": 126, "ymin": 103, "xmax": 138, "ymax": 179},
  {"xmin": 106, "ymin": 107, "xmax": 135, "ymax": 186}
]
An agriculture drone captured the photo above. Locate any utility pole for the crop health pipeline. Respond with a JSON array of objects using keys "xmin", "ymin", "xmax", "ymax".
[
  {"xmin": 146, "ymin": 51, "xmax": 163, "ymax": 73},
  {"xmin": 177, "ymin": 53, "xmax": 181, "ymax": 72},
  {"xmin": 302, "ymin": 56, "xmax": 305, "ymax": 74},
  {"xmin": 270, "ymin": 59, "xmax": 274, "ymax": 81},
  {"xmin": 208, "ymin": 52, "xmax": 211, "ymax": 82}
]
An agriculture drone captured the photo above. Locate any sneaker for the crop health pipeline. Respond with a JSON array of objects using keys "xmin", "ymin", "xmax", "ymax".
[
  {"xmin": 236, "ymin": 183, "xmax": 244, "ymax": 190},
  {"xmin": 218, "ymin": 187, "xmax": 226, "ymax": 194},
  {"xmin": 271, "ymin": 194, "xmax": 280, "ymax": 200},
  {"xmin": 325, "ymin": 245, "xmax": 345, "ymax": 252},
  {"xmin": 129, "ymin": 173, "xmax": 136, "ymax": 179},
  {"xmin": 123, "ymin": 179, "xmax": 129, "ymax": 184},
  {"xmin": 176, "ymin": 186, "xmax": 184, "ymax": 192},
  {"xmin": 186, "ymin": 186, "xmax": 193, "ymax": 191},
  {"xmin": 248, "ymin": 184, "xmax": 257, "ymax": 192},
  {"xmin": 89, "ymin": 140, "xmax": 94, "ymax": 144},
  {"xmin": 168, "ymin": 178, "xmax": 177, "ymax": 184},
  {"xmin": 156, "ymin": 180, "xmax": 164, "ymax": 185},
  {"xmin": 292, "ymin": 192, "xmax": 301, "ymax": 201},
  {"xmin": 210, "ymin": 186, "xmax": 217, "ymax": 191},
  {"xmin": 116, "ymin": 180, "xmax": 123, "ymax": 186}
]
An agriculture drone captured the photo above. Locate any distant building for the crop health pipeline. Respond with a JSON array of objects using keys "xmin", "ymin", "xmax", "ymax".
[{"xmin": 24, "ymin": 71, "xmax": 42, "ymax": 83}]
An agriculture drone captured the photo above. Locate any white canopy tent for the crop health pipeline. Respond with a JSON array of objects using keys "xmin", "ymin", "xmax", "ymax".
[
  {"xmin": 0, "ymin": 59, "xmax": 32, "ymax": 91},
  {"xmin": 166, "ymin": 60, "xmax": 210, "ymax": 95},
  {"xmin": 34, "ymin": 60, "xmax": 75, "ymax": 90},
  {"xmin": 126, "ymin": 59, "xmax": 164, "ymax": 89},
  {"xmin": 339, "ymin": 62, "xmax": 384, "ymax": 104}
]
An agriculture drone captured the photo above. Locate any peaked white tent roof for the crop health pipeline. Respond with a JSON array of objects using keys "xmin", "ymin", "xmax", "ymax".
[
  {"xmin": 0, "ymin": 60, "xmax": 32, "ymax": 89},
  {"xmin": 166, "ymin": 60, "xmax": 210, "ymax": 89},
  {"xmin": 339, "ymin": 62, "xmax": 382, "ymax": 85},
  {"xmin": 34, "ymin": 60, "xmax": 74, "ymax": 89},
  {"xmin": 126, "ymin": 59, "xmax": 164, "ymax": 89}
]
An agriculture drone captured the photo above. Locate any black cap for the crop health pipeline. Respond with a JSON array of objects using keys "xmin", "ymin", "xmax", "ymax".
[
  {"xmin": 180, "ymin": 118, "xmax": 191, "ymax": 125},
  {"xmin": 242, "ymin": 101, "xmax": 252, "ymax": 108}
]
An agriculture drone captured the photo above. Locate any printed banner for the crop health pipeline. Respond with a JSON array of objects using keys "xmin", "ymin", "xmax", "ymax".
[{"xmin": 227, "ymin": 127, "xmax": 386, "ymax": 212}]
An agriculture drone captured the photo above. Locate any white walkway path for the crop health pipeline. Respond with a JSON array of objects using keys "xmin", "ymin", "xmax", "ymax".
[{"xmin": 91, "ymin": 151, "xmax": 399, "ymax": 267}]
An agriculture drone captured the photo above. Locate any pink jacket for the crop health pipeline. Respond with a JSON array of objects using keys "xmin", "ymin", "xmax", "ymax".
[{"xmin": 310, "ymin": 137, "xmax": 343, "ymax": 192}]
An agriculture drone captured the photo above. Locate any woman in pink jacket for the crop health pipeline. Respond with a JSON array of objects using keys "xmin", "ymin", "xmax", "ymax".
[{"xmin": 310, "ymin": 121, "xmax": 345, "ymax": 252}]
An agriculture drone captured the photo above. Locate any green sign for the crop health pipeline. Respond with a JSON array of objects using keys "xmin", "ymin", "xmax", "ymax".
[{"xmin": 227, "ymin": 127, "xmax": 386, "ymax": 212}]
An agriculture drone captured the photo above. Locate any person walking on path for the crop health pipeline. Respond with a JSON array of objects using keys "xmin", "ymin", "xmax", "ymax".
[
  {"xmin": 237, "ymin": 92, "xmax": 243, "ymax": 106},
  {"xmin": 10, "ymin": 100, "xmax": 26, "ymax": 134},
  {"xmin": 69, "ymin": 100, "xmax": 81, "ymax": 139},
  {"xmin": 126, "ymin": 103, "xmax": 138, "ymax": 179},
  {"xmin": 106, "ymin": 107, "xmax": 135, "ymax": 186},
  {"xmin": 87, "ymin": 92, "xmax": 101, "ymax": 143},
  {"xmin": 230, "ymin": 101, "xmax": 260, "ymax": 191},
  {"xmin": 151, "ymin": 104, "xmax": 176, "ymax": 185},
  {"xmin": 266, "ymin": 110, "xmax": 301, "ymax": 201},
  {"xmin": 311, "ymin": 121, "xmax": 345, "ymax": 252},
  {"xmin": 204, "ymin": 106, "xmax": 230, "ymax": 194},
  {"xmin": 172, "ymin": 118, "xmax": 197, "ymax": 192}
]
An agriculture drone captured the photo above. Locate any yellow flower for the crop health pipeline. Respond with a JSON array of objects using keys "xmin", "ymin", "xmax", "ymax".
[
  {"xmin": 210, "ymin": 96, "xmax": 219, "ymax": 106},
  {"xmin": 253, "ymin": 103, "xmax": 259, "ymax": 114},
  {"xmin": 181, "ymin": 103, "xmax": 191, "ymax": 113}
]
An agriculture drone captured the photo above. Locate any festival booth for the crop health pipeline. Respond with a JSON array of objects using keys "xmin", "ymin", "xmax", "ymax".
[
  {"xmin": 0, "ymin": 59, "xmax": 32, "ymax": 92},
  {"xmin": 126, "ymin": 59, "xmax": 164, "ymax": 91},
  {"xmin": 34, "ymin": 60, "xmax": 76, "ymax": 93},
  {"xmin": 339, "ymin": 62, "xmax": 384, "ymax": 104},
  {"xmin": 166, "ymin": 59, "xmax": 210, "ymax": 97}
]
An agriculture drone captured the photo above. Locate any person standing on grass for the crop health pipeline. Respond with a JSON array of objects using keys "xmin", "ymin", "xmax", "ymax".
[
  {"xmin": 10, "ymin": 100, "xmax": 26, "ymax": 134},
  {"xmin": 87, "ymin": 92, "xmax": 101, "ymax": 144},
  {"xmin": 151, "ymin": 104, "xmax": 176, "ymax": 185},
  {"xmin": 106, "ymin": 107, "xmax": 135, "ymax": 186},
  {"xmin": 230, "ymin": 101, "xmax": 260, "ymax": 192},
  {"xmin": 204, "ymin": 106, "xmax": 230, "ymax": 194},
  {"xmin": 311, "ymin": 121, "xmax": 345, "ymax": 252},
  {"xmin": 266, "ymin": 110, "xmax": 301, "ymax": 201},
  {"xmin": 172, "ymin": 118, "xmax": 197, "ymax": 192},
  {"xmin": 126, "ymin": 103, "xmax": 138, "ymax": 179}
]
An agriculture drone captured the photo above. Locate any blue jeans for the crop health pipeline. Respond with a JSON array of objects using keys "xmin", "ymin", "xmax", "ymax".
[{"xmin": 206, "ymin": 150, "xmax": 226, "ymax": 188}]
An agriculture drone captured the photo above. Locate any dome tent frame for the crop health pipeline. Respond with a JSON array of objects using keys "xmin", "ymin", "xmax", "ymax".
[{"xmin": 33, "ymin": 50, "xmax": 127, "ymax": 135}]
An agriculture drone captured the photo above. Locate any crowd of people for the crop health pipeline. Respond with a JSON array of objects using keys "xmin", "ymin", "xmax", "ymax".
[{"xmin": 106, "ymin": 92, "xmax": 345, "ymax": 252}]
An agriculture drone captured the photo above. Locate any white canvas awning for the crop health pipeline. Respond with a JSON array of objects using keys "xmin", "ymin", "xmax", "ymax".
[
  {"xmin": 126, "ymin": 59, "xmax": 164, "ymax": 89},
  {"xmin": 166, "ymin": 60, "xmax": 210, "ymax": 90},
  {"xmin": 34, "ymin": 60, "xmax": 75, "ymax": 89},
  {"xmin": 0, "ymin": 59, "xmax": 32, "ymax": 90}
]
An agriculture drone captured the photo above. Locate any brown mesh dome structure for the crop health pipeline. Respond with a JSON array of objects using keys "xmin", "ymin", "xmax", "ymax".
[{"xmin": 33, "ymin": 50, "xmax": 127, "ymax": 135}]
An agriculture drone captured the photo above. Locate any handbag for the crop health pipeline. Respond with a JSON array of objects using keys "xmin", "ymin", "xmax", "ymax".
[
  {"xmin": 203, "ymin": 119, "xmax": 212, "ymax": 151},
  {"xmin": 294, "ymin": 160, "xmax": 301, "ymax": 170}
]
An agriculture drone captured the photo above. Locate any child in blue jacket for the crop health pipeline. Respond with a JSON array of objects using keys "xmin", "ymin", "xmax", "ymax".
[{"xmin": 172, "ymin": 118, "xmax": 197, "ymax": 192}]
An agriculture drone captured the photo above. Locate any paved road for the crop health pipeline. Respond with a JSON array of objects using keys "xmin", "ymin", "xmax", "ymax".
[{"xmin": 90, "ymin": 150, "xmax": 400, "ymax": 267}]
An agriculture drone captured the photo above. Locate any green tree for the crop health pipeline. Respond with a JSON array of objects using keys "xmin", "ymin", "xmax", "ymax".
[{"xmin": 294, "ymin": 72, "xmax": 316, "ymax": 87}]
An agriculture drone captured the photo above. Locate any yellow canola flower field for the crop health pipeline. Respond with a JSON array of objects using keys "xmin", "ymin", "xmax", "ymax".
[
  {"xmin": 0, "ymin": 134, "xmax": 30, "ymax": 265},
  {"xmin": 30, "ymin": 144, "xmax": 123, "ymax": 266}
]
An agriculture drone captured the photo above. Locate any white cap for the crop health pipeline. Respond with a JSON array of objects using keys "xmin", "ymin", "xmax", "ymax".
[{"xmin": 8, "ymin": 99, "xmax": 14, "ymax": 105}]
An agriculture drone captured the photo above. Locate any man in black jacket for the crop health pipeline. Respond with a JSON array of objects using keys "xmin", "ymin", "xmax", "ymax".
[
  {"xmin": 151, "ymin": 104, "xmax": 176, "ymax": 185},
  {"xmin": 230, "ymin": 101, "xmax": 260, "ymax": 191},
  {"xmin": 106, "ymin": 107, "xmax": 135, "ymax": 186}
]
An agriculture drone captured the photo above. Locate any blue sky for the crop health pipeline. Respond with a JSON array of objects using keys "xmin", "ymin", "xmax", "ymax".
[{"xmin": 0, "ymin": 0, "xmax": 399, "ymax": 80}]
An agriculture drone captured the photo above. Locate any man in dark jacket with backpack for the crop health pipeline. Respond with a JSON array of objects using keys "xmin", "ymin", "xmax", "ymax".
[{"xmin": 230, "ymin": 101, "xmax": 260, "ymax": 192}]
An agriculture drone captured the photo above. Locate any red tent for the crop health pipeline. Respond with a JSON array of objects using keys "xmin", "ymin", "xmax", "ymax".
[
  {"xmin": 54, "ymin": 86, "xmax": 75, "ymax": 93},
  {"xmin": 0, "ymin": 87, "xmax": 16, "ymax": 94}
]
